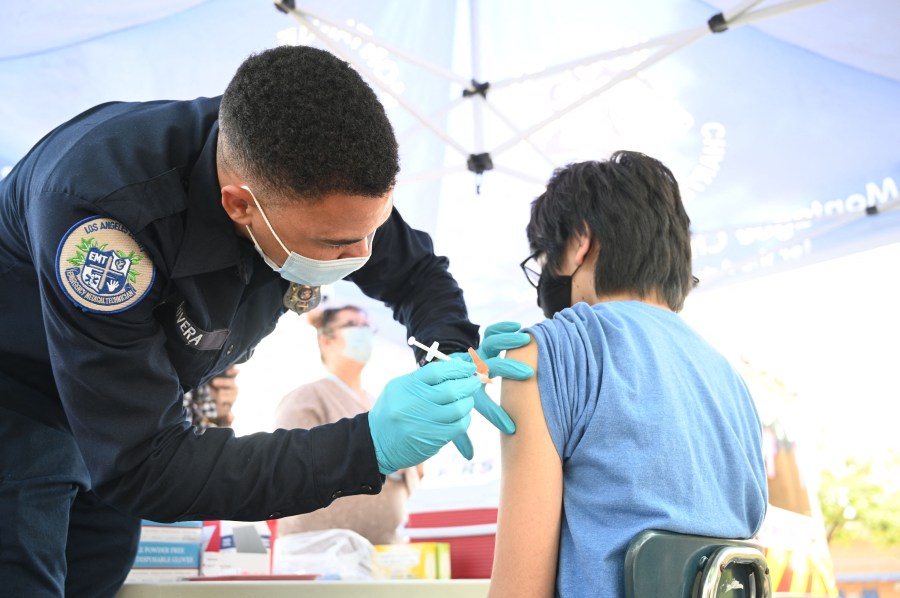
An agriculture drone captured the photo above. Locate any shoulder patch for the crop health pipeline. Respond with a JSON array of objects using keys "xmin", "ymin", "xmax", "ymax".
[{"xmin": 55, "ymin": 216, "xmax": 156, "ymax": 313}]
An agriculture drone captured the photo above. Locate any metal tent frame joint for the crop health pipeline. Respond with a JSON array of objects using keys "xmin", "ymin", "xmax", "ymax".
[
  {"xmin": 467, "ymin": 152, "xmax": 493, "ymax": 175},
  {"xmin": 708, "ymin": 12, "xmax": 729, "ymax": 33},
  {"xmin": 273, "ymin": 0, "xmax": 295, "ymax": 15},
  {"xmin": 462, "ymin": 79, "xmax": 490, "ymax": 99}
]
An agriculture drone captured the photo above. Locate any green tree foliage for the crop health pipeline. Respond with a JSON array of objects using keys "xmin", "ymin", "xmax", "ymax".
[{"xmin": 819, "ymin": 453, "xmax": 900, "ymax": 546}]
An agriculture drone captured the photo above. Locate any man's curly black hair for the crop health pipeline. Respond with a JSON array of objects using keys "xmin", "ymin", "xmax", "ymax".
[{"xmin": 219, "ymin": 45, "xmax": 399, "ymax": 202}]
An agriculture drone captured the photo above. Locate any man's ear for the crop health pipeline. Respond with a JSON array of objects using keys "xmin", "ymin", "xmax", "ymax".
[{"xmin": 221, "ymin": 185, "xmax": 254, "ymax": 225}]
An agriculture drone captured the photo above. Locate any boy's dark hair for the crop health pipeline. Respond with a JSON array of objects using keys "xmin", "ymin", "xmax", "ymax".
[
  {"xmin": 219, "ymin": 45, "xmax": 399, "ymax": 202},
  {"xmin": 526, "ymin": 151, "xmax": 694, "ymax": 311}
]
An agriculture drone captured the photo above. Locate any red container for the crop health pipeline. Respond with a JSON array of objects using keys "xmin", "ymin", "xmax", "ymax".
[
  {"xmin": 404, "ymin": 440, "xmax": 501, "ymax": 579},
  {"xmin": 405, "ymin": 508, "xmax": 498, "ymax": 579}
]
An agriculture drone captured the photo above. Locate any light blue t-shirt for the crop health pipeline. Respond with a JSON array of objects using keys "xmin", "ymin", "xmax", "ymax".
[{"xmin": 527, "ymin": 301, "xmax": 768, "ymax": 598}]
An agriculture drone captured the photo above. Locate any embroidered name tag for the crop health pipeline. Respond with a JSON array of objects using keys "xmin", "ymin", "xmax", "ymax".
[
  {"xmin": 175, "ymin": 302, "xmax": 230, "ymax": 350},
  {"xmin": 56, "ymin": 216, "xmax": 155, "ymax": 313}
]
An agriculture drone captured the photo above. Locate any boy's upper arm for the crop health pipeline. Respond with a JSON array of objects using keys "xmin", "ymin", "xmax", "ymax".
[
  {"xmin": 505, "ymin": 338, "xmax": 539, "ymax": 373},
  {"xmin": 491, "ymin": 333, "xmax": 561, "ymax": 598},
  {"xmin": 500, "ymin": 336, "xmax": 540, "ymax": 417},
  {"xmin": 500, "ymin": 336, "xmax": 556, "ymax": 456},
  {"xmin": 499, "ymin": 332, "xmax": 555, "ymax": 463}
]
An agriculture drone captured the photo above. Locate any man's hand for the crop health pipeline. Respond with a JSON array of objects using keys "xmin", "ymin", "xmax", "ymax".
[
  {"xmin": 451, "ymin": 321, "xmax": 534, "ymax": 460},
  {"xmin": 369, "ymin": 359, "xmax": 481, "ymax": 475}
]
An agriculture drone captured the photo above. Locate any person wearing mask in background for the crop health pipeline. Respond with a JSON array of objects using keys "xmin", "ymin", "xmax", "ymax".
[
  {"xmin": 0, "ymin": 44, "xmax": 532, "ymax": 597},
  {"xmin": 488, "ymin": 152, "xmax": 767, "ymax": 597},
  {"xmin": 184, "ymin": 366, "xmax": 240, "ymax": 430},
  {"xmin": 274, "ymin": 305, "xmax": 420, "ymax": 546}
]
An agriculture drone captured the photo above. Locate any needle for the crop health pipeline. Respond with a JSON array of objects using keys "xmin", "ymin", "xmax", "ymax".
[
  {"xmin": 407, "ymin": 336, "xmax": 491, "ymax": 383},
  {"xmin": 407, "ymin": 336, "xmax": 452, "ymax": 362}
]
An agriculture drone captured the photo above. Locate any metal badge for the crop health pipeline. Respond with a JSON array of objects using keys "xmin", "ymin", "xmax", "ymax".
[{"xmin": 283, "ymin": 283, "xmax": 321, "ymax": 315}]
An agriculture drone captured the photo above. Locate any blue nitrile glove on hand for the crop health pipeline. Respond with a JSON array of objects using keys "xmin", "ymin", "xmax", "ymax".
[
  {"xmin": 369, "ymin": 358, "xmax": 482, "ymax": 475},
  {"xmin": 450, "ymin": 321, "xmax": 534, "ymax": 460}
]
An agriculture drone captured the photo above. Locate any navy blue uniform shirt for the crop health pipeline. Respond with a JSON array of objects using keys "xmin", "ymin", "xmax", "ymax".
[{"xmin": 0, "ymin": 97, "xmax": 479, "ymax": 522}]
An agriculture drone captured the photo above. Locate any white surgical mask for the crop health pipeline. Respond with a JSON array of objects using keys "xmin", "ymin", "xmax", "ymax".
[
  {"xmin": 341, "ymin": 326, "xmax": 375, "ymax": 365},
  {"xmin": 242, "ymin": 185, "xmax": 373, "ymax": 286}
]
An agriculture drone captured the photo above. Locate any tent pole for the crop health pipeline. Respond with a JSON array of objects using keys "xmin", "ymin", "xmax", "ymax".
[
  {"xmin": 469, "ymin": 0, "xmax": 486, "ymax": 158},
  {"xmin": 282, "ymin": 3, "xmax": 470, "ymax": 87},
  {"xmin": 281, "ymin": 7, "xmax": 472, "ymax": 159},
  {"xmin": 479, "ymin": 101, "xmax": 559, "ymax": 169},
  {"xmin": 397, "ymin": 91, "xmax": 559, "ymax": 171},
  {"xmin": 397, "ymin": 96, "xmax": 467, "ymax": 145},
  {"xmin": 281, "ymin": 0, "xmax": 827, "ymax": 181},
  {"xmin": 489, "ymin": 26, "xmax": 710, "ymax": 158},
  {"xmin": 729, "ymin": 0, "xmax": 829, "ymax": 27},
  {"xmin": 487, "ymin": 0, "xmax": 812, "ymax": 93},
  {"xmin": 462, "ymin": 1, "xmax": 558, "ymax": 184},
  {"xmin": 488, "ymin": 0, "xmax": 822, "ymax": 159},
  {"xmin": 490, "ymin": 28, "xmax": 704, "ymax": 92},
  {"xmin": 720, "ymin": 0, "xmax": 766, "ymax": 23}
]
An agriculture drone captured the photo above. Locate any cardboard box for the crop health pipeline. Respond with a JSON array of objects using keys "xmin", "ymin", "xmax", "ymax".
[
  {"xmin": 404, "ymin": 521, "xmax": 496, "ymax": 579},
  {"xmin": 201, "ymin": 520, "xmax": 276, "ymax": 576},
  {"xmin": 125, "ymin": 520, "xmax": 203, "ymax": 583},
  {"xmin": 372, "ymin": 542, "xmax": 451, "ymax": 579}
]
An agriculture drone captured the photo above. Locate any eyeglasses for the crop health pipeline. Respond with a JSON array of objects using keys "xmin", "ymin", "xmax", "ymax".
[
  {"xmin": 521, "ymin": 251, "xmax": 699, "ymax": 290},
  {"xmin": 520, "ymin": 252, "xmax": 542, "ymax": 289}
]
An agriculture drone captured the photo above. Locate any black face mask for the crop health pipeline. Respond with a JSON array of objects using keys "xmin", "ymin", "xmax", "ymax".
[{"xmin": 536, "ymin": 270, "xmax": 573, "ymax": 319}]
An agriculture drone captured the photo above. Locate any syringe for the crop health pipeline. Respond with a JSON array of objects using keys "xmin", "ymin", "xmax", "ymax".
[{"xmin": 407, "ymin": 336, "xmax": 491, "ymax": 383}]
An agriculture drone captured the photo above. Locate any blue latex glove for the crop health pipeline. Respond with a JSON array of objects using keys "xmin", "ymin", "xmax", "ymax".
[
  {"xmin": 450, "ymin": 321, "xmax": 534, "ymax": 460},
  {"xmin": 369, "ymin": 359, "xmax": 482, "ymax": 475}
]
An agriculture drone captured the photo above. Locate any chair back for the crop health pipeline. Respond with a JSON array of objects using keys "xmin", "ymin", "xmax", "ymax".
[{"xmin": 623, "ymin": 529, "xmax": 771, "ymax": 598}]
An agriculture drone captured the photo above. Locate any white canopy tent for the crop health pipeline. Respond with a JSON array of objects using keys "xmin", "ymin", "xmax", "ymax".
[{"xmin": 1, "ymin": 0, "xmax": 897, "ymax": 471}]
